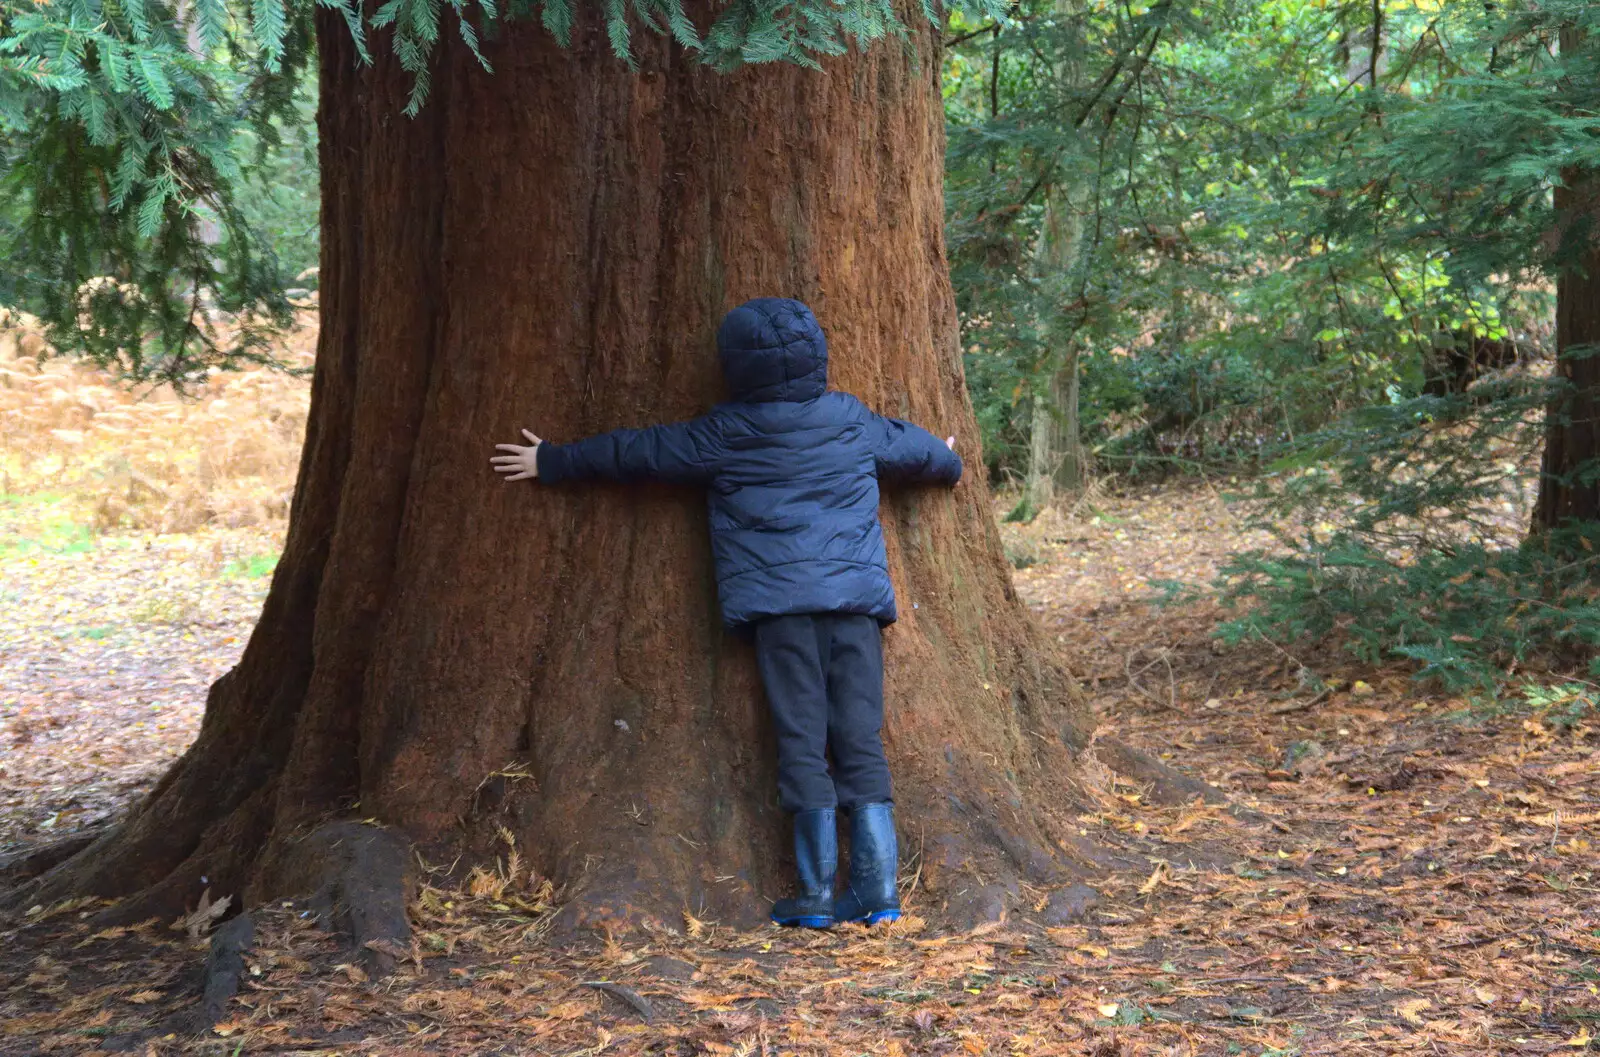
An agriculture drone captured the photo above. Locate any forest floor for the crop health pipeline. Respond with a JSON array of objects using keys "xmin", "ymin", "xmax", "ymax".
[{"xmin": 1, "ymin": 350, "xmax": 1596, "ymax": 1054}]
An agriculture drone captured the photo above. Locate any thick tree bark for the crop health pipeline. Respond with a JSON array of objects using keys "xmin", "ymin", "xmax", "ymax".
[
  {"xmin": 1533, "ymin": 163, "xmax": 1600, "ymax": 529},
  {"xmin": 1534, "ymin": 22, "xmax": 1600, "ymax": 532},
  {"xmin": 18, "ymin": 6, "xmax": 1122, "ymax": 930}
]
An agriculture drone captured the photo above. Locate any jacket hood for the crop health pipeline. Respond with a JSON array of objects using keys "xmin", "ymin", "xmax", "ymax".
[{"xmin": 716, "ymin": 298, "xmax": 828, "ymax": 403}]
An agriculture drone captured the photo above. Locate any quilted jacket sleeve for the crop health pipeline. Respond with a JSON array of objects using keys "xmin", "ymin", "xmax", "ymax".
[
  {"xmin": 536, "ymin": 416, "xmax": 720, "ymax": 486},
  {"xmin": 869, "ymin": 409, "xmax": 963, "ymax": 486}
]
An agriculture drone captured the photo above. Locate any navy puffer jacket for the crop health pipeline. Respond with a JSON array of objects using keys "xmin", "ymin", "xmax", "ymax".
[{"xmin": 536, "ymin": 298, "xmax": 962, "ymax": 627}]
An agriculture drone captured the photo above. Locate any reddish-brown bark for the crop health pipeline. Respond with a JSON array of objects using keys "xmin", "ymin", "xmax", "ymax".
[
  {"xmin": 1534, "ymin": 163, "xmax": 1600, "ymax": 530},
  {"xmin": 17, "ymin": 6, "xmax": 1132, "ymax": 930}
]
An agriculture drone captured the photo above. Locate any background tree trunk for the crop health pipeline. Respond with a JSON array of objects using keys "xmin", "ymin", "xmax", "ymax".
[
  {"xmin": 20, "ymin": 6, "xmax": 1122, "ymax": 930},
  {"xmin": 1340, "ymin": 2, "xmax": 1386, "ymax": 90},
  {"xmin": 1026, "ymin": 360, "xmax": 1084, "ymax": 512},
  {"xmin": 1023, "ymin": 3, "xmax": 1088, "ymax": 516},
  {"xmin": 1533, "ymin": 29, "xmax": 1600, "ymax": 531},
  {"xmin": 1024, "ymin": 187, "xmax": 1088, "ymax": 513}
]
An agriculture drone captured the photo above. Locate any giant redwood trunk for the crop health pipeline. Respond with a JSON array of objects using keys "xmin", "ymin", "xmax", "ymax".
[{"xmin": 18, "ymin": 5, "xmax": 1118, "ymax": 930}]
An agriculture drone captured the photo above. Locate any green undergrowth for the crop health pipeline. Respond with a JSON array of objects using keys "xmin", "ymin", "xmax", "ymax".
[
  {"xmin": 1212, "ymin": 385, "xmax": 1599, "ymax": 719},
  {"xmin": 223, "ymin": 553, "xmax": 279, "ymax": 579},
  {"xmin": 1220, "ymin": 527, "xmax": 1600, "ymax": 693},
  {"xmin": 0, "ymin": 494, "xmax": 97, "ymax": 558},
  {"xmin": 0, "ymin": 492, "xmax": 281, "ymax": 580}
]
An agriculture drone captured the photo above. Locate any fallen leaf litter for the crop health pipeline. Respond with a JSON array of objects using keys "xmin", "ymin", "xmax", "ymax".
[{"xmin": 1, "ymin": 391, "xmax": 1595, "ymax": 1054}]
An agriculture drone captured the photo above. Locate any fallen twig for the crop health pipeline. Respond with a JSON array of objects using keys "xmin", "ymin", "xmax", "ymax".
[
  {"xmin": 1125, "ymin": 646, "xmax": 1180, "ymax": 711},
  {"xmin": 582, "ymin": 980, "xmax": 657, "ymax": 1023},
  {"xmin": 1269, "ymin": 688, "xmax": 1333, "ymax": 716}
]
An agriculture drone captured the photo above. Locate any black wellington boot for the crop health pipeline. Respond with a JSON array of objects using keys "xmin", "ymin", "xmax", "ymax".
[
  {"xmin": 835, "ymin": 802, "xmax": 901, "ymax": 925},
  {"xmin": 771, "ymin": 808, "xmax": 837, "ymax": 928}
]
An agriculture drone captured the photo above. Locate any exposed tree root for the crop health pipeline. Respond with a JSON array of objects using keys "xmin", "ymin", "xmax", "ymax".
[
  {"xmin": 1091, "ymin": 738, "xmax": 1228, "ymax": 805},
  {"xmin": 0, "ymin": 828, "xmax": 105, "ymax": 892},
  {"xmin": 260, "ymin": 821, "xmax": 415, "ymax": 977},
  {"xmin": 195, "ymin": 912, "xmax": 255, "ymax": 1031}
]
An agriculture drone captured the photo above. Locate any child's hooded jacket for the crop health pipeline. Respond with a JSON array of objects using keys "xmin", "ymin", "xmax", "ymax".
[{"xmin": 536, "ymin": 298, "xmax": 962, "ymax": 627}]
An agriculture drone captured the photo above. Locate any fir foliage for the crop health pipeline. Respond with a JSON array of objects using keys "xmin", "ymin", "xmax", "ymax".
[
  {"xmin": 1220, "ymin": 523, "xmax": 1600, "ymax": 699},
  {"xmin": 2, "ymin": 0, "xmax": 1002, "ymax": 380},
  {"xmin": 1214, "ymin": 380, "xmax": 1573, "ymax": 692},
  {"xmin": 0, "ymin": 0, "xmax": 315, "ymax": 379}
]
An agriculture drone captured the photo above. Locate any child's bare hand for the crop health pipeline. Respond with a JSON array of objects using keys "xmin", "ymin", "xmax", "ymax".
[
  {"xmin": 492, "ymin": 429, "xmax": 542, "ymax": 481},
  {"xmin": 945, "ymin": 435, "xmax": 955, "ymax": 450}
]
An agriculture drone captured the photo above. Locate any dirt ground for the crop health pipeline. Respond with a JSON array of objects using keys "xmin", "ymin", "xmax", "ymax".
[{"xmin": 0, "ymin": 477, "xmax": 1595, "ymax": 1055}]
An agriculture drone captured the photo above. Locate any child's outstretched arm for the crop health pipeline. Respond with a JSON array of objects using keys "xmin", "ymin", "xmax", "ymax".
[
  {"xmin": 493, "ymin": 418, "xmax": 719, "ymax": 486},
  {"xmin": 871, "ymin": 411, "xmax": 963, "ymax": 486}
]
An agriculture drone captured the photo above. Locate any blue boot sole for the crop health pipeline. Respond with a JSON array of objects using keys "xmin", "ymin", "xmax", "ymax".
[
  {"xmin": 837, "ymin": 907, "xmax": 901, "ymax": 925},
  {"xmin": 772, "ymin": 913, "xmax": 835, "ymax": 929}
]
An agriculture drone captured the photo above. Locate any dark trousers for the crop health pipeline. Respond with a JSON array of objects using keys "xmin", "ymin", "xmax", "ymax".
[{"xmin": 753, "ymin": 612, "xmax": 893, "ymax": 814}]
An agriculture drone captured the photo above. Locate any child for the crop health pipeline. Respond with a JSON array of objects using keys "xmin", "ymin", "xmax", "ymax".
[{"xmin": 492, "ymin": 297, "xmax": 961, "ymax": 928}]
